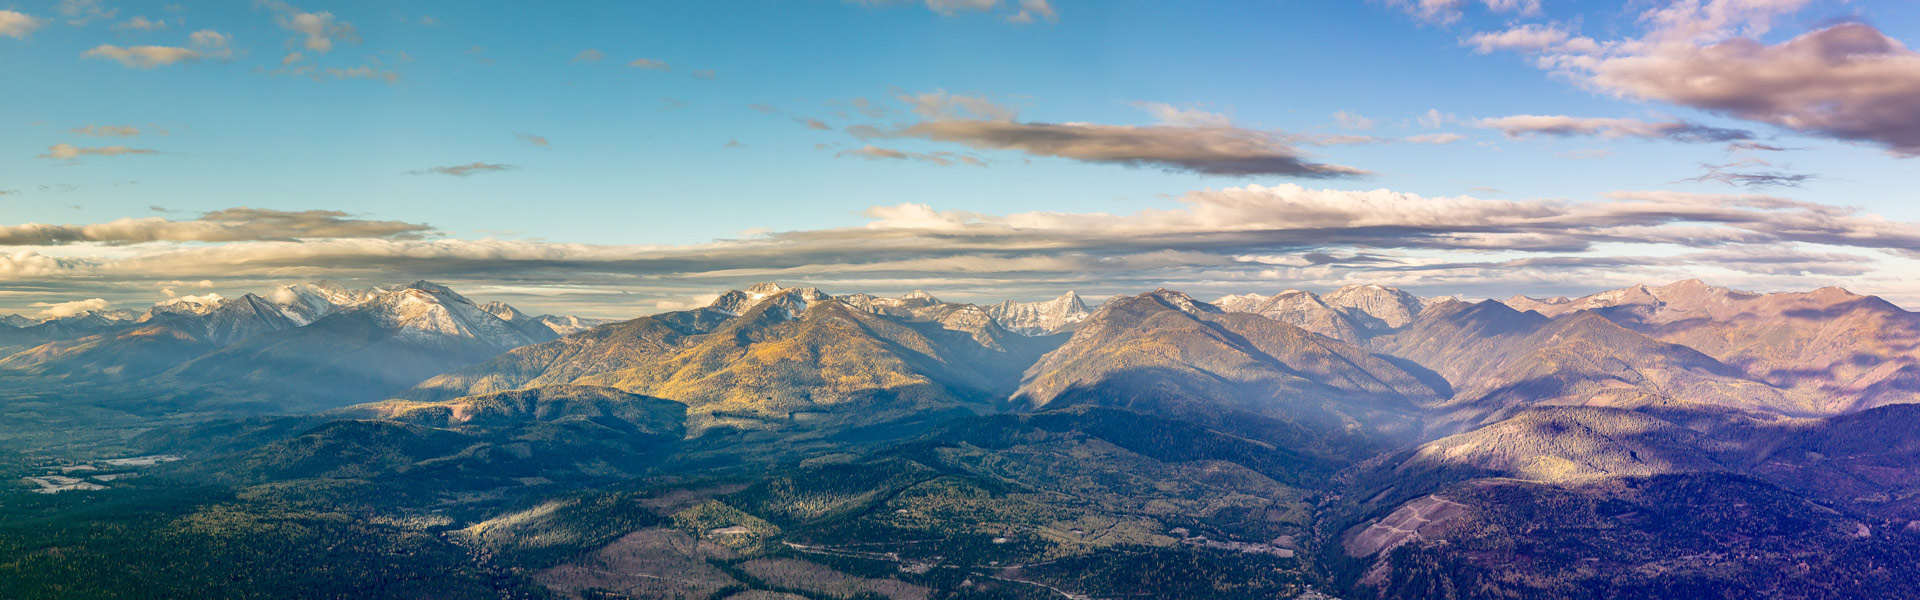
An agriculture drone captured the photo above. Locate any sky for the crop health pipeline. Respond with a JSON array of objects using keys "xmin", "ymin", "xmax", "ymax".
[{"xmin": 2, "ymin": 0, "xmax": 1919, "ymax": 318}]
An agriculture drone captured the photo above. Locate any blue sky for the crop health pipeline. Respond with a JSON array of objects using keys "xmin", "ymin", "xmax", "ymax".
[{"xmin": 2, "ymin": 0, "xmax": 1918, "ymax": 316}]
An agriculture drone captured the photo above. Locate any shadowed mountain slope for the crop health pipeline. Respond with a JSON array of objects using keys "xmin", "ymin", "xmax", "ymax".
[
  {"xmin": 1014, "ymin": 290, "xmax": 1442, "ymax": 459},
  {"xmin": 1507, "ymin": 280, "xmax": 1920, "ymax": 412}
]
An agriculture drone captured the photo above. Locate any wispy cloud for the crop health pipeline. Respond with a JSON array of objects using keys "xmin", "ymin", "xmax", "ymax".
[
  {"xmin": 876, "ymin": 92, "xmax": 1369, "ymax": 177},
  {"xmin": 515, "ymin": 133, "xmax": 550, "ymax": 147},
  {"xmin": 36, "ymin": 144, "xmax": 160, "ymax": 160},
  {"xmin": 54, "ymin": 0, "xmax": 114, "ymax": 26},
  {"xmin": 0, "ymin": 207, "xmax": 434, "ymax": 245},
  {"xmin": 1387, "ymin": 0, "xmax": 1539, "ymax": 26},
  {"xmin": 258, "ymin": 1, "xmax": 359, "ymax": 53},
  {"xmin": 1006, "ymin": 0, "xmax": 1057, "ymax": 24},
  {"xmin": 1477, "ymin": 114, "xmax": 1751, "ymax": 143},
  {"xmin": 1684, "ymin": 159, "xmax": 1819, "ymax": 188},
  {"xmin": 83, "ymin": 29, "xmax": 231, "ymax": 68},
  {"xmin": 837, "ymin": 145, "xmax": 985, "ymax": 166},
  {"xmin": 407, "ymin": 162, "xmax": 516, "ymax": 177},
  {"xmin": 10, "ymin": 185, "xmax": 1920, "ymax": 311},
  {"xmin": 112, "ymin": 16, "xmax": 166, "ymax": 31},
  {"xmin": 627, "ymin": 58, "xmax": 669, "ymax": 70},
  {"xmin": 69, "ymin": 125, "xmax": 148, "ymax": 137}
]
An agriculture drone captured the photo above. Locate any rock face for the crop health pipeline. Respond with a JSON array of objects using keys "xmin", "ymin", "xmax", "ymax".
[
  {"xmin": 1322, "ymin": 283, "xmax": 1426, "ymax": 332},
  {"xmin": 1505, "ymin": 279, "xmax": 1920, "ymax": 412},
  {"xmin": 1215, "ymin": 289, "xmax": 1365, "ymax": 342},
  {"xmin": 982, "ymin": 291, "xmax": 1091, "ymax": 335}
]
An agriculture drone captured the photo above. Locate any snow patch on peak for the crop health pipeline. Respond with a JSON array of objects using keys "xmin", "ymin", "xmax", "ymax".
[
  {"xmin": 743, "ymin": 282, "xmax": 786, "ymax": 298},
  {"xmin": 986, "ymin": 290, "xmax": 1093, "ymax": 336}
]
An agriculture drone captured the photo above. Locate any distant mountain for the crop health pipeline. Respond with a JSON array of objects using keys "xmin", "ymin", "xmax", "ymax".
[
  {"xmin": 264, "ymin": 280, "xmax": 377, "ymax": 325},
  {"xmin": 0, "ymin": 314, "xmax": 31, "ymax": 328},
  {"xmin": 143, "ymin": 282, "xmax": 563, "ymax": 410},
  {"xmin": 982, "ymin": 291, "xmax": 1090, "ymax": 335},
  {"xmin": 1506, "ymin": 280, "xmax": 1920, "ymax": 412},
  {"xmin": 1377, "ymin": 299, "xmax": 1798, "ymax": 433},
  {"xmin": 1214, "ymin": 289, "xmax": 1365, "ymax": 342},
  {"xmin": 0, "ymin": 309, "xmax": 144, "ymax": 352},
  {"xmin": 0, "ymin": 294, "xmax": 301, "ymax": 381},
  {"xmin": 0, "ymin": 281, "xmax": 606, "ymax": 406},
  {"xmin": 478, "ymin": 301, "xmax": 614, "ymax": 339},
  {"xmin": 1015, "ymin": 289, "xmax": 1441, "ymax": 458},
  {"xmin": 409, "ymin": 283, "xmax": 1062, "ymax": 439},
  {"xmin": 1323, "ymin": 283, "xmax": 1425, "ymax": 332}
]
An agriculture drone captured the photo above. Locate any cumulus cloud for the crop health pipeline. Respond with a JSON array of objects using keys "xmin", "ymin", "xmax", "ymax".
[
  {"xmin": 0, "ymin": 207, "xmax": 434, "ymax": 245},
  {"xmin": 54, "ymin": 0, "xmax": 114, "ymax": 26},
  {"xmin": 83, "ymin": 29, "xmax": 231, "ymax": 68},
  {"xmin": 36, "ymin": 144, "xmax": 160, "ymax": 160},
  {"xmin": 260, "ymin": 2, "xmax": 359, "ymax": 53},
  {"xmin": 407, "ymin": 162, "xmax": 515, "ymax": 177},
  {"xmin": 1473, "ymin": 1, "xmax": 1920, "ymax": 156},
  {"xmin": 1007, "ymin": 0, "xmax": 1058, "ymax": 24},
  {"xmin": 0, "ymin": 10, "xmax": 46, "ymax": 38},
  {"xmin": 31, "ymin": 298, "xmax": 109, "ymax": 319},
  {"xmin": 1477, "ymin": 114, "xmax": 1752, "ymax": 143}
]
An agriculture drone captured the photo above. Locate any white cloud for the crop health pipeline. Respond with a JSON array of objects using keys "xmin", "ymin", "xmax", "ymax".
[
  {"xmin": 0, "ymin": 10, "xmax": 46, "ymax": 38},
  {"xmin": 1007, "ymin": 0, "xmax": 1057, "ymax": 24},
  {"xmin": 1470, "ymin": 0, "xmax": 1920, "ymax": 155},
  {"xmin": 82, "ymin": 29, "xmax": 231, "ymax": 68},
  {"xmin": 1386, "ymin": 0, "xmax": 1540, "ymax": 25},
  {"xmin": 113, "ymin": 16, "xmax": 167, "ymax": 31},
  {"xmin": 1133, "ymin": 102, "xmax": 1233, "ymax": 128},
  {"xmin": 1334, "ymin": 111, "xmax": 1377, "ymax": 130},
  {"xmin": 279, "ymin": 9, "xmax": 357, "ymax": 53},
  {"xmin": 54, "ymin": 0, "xmax": 114, "ymax": 26},
  {"xmin": 32, "ymin": 298, "xmax": 109, "ymax": 319}
]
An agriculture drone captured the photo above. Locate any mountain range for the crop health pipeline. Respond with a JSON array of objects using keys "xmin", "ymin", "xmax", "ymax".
[{"xmin": 7, "ymin": 278, "xmax": 1920, "ymax": 600}]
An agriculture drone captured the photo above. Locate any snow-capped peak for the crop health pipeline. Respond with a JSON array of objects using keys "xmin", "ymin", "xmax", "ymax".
[{"xmin": 985, "ymin": 290, "xmax": 1093, "ymax": 335}]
